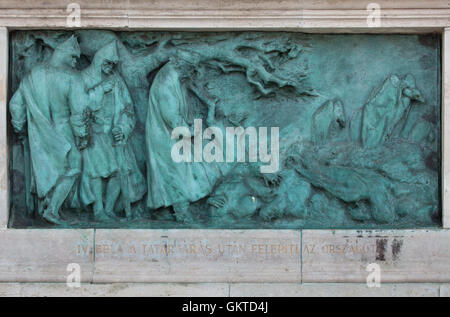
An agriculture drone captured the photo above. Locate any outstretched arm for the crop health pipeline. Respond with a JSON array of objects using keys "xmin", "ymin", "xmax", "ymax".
[{"xmin": 10, "ymin": 85, "xmax": 27, "ymax": 134}]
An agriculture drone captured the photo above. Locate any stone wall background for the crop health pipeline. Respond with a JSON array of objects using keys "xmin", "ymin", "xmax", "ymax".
[{"xmin": 0, "ymin": 0, "xmax": 448, "ymax": 296}]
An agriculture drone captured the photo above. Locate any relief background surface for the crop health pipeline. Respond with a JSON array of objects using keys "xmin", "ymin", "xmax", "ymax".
[{"xmin": 8, "ymin": 31, "xmax": 441, "ymax": 229}]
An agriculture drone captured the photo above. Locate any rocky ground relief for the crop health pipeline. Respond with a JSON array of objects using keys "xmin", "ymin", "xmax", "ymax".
[{"xmin": 8, "ymin": 31, "xmax": 441, "ymax": 228}]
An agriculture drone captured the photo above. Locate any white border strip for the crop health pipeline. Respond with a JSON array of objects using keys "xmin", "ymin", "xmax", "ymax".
[
  {"xmin": 443, "ymin": 29, "xmax": 450, "ymax": 228},
  {"xmin": 0, "ymin": 27, "xmax": 8, "ymax": 229}
]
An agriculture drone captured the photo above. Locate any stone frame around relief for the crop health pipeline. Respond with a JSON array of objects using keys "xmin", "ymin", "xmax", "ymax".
[
  {"xmin": 0, "ymin": 0, "xmax": 448, "ymax": 284},
  {"xmin": 6, "ymin": 30, "xmax": 442, "ymax": 230}
]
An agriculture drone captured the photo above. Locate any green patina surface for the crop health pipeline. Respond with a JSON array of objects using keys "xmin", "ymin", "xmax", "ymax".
[{"xmin": 8, "ymin": 30, "xmax": 441, "ymax": 228}]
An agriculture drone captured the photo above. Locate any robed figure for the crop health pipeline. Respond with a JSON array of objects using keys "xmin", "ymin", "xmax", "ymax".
[
  {"xmin": 145, "ymin": 57, "xmax": 219, "ymax": 223},
  {"xmin": 350, "ymin": 74, "xmax": 424, "ymax": 148},
  {"xmin": 9, "ymin": 36, "xmax": 88, "ymax": 224},
  {"xmin": 80, "ymin": 41, "xmax": 146, "ymax": 221}
]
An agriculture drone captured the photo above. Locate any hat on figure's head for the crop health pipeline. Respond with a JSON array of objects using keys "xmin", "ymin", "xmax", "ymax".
[
  {"xmin": 403, "ymin": 74, "xmax": 417, "ymax": 89},
  {"xmin": 402, "ymin": 73, "xmax": 424, "ymax": 102},
  {"xmin": 55, "ymin": 35, "xmax": 81, "ymax": 57},
  {"xmin": 95, "ymin": 40, "xmax": 119, "ymax": 65}
]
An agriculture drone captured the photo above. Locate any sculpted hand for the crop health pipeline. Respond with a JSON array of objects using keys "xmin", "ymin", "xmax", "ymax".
[
  {"xmin": 207, "ymin": 196, "xmax": 227, "ymax": 208},
  {"xmin": 103, "ymin": 80, "xmax": 114, "ymax": 93},
  {"xmin": 77, "ymin": 136, "xmax": 89, "ymax": 150},
  {"xmin": 263, "ymin": 172, "xmax": 282, "ymax": 187},
  {"xmin": 14, "ymin": 127, "xmax": 26, "ymax": 141},
  {"xmin": 17, "ymin": 133, "xmax": 26, "ymax": 142},
  {"xmin": 112, "ymin": 126, "xmax": 124, "ymax": 143}
]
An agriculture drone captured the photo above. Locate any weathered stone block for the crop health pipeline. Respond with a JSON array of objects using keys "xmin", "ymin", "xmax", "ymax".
[
  {"xmin": 0, "ymin": 282, "xmax": 229, "ymax": 297},
  {"xmin": 302, "ymin": 230, "xmax": 450, "ymax": 283},
  {"xmin": 230, "ymin": 283, "xmax": 440, "ymax": 297},
  {"xmin": 0, "ymin": 229, "xmax": 94, "ymax": 282},
  {"xmin": 93, "ymin": 229, "xmax": 301, "ymax": 283}
]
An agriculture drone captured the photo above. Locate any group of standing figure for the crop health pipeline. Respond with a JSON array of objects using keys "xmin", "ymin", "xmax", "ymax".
[
  {"xmin": 10, "ymin": 35, "xmax": 213, "ymax": 224},
  {"xmin": 10, "ymin": 36, "xmax": 143, "ymax": 223}
]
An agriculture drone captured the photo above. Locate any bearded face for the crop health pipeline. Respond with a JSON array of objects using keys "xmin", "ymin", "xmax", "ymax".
[{"xmin": 101, "ymin": 59, "xmax": 116, "ymax": 75}]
